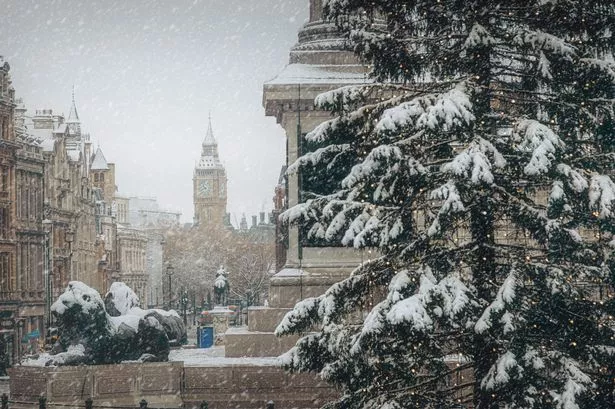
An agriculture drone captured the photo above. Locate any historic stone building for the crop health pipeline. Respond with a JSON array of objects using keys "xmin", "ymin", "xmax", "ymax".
[
  {"xmin": 0, "ymin": 57, "xmax": 18, "ymax": 308},
  {"xmin": 0, "ymin": 58, "xmax": 23, "ymax": 364},
  {"xmin": 124, "ymin": 196, "xmax": 179, "ymax": 308},
  {"xmin": 3, "ymin": 93, "xmax": 102, "ymax": 355},
  {"xmin": 90, "ymin": 147, "xmax": 116, "ymax": 202},
  {"xmin": 90, "ymin": 146, "xmax": 119, "ymax": 292},
  {"xmin": 193, "ymin": 116, "xmax": 228, "ymax": 228},
  {"xmin": 33, "ymin": 97, "xmax": 99, "ymax": 295},
  {"xmin": 0, "ymin": 64, "xmax": 101, "ymax": 362},
  {"xmin": 2, "ymin": 66, "xmax": 167, "ymax": 359},
  {"xmin": 89, "ymin": 146, "xmax": 151, "ymax": 306},
  {"xmin": 117, "ymin": 226, "xmax": 147, "ymax": 305},
  {"xmin": 13, "ymin": 99, "xmax": 46, "ymax": 359}
]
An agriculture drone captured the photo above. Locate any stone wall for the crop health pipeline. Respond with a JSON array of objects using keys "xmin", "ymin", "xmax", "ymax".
[
  {"xmin": 10, "ymin": 362, "xmax": 183, "ymax": 408},
  {"xmin": 183, "ymin": 365, "xmax": 337, "ymax": 409},
  {"xmin": 9, "ymin": 361, "xmax": 337, "ymax": 409}
]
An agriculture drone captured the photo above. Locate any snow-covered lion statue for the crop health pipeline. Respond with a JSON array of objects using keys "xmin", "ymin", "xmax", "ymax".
[{"xmin": 46, "ymin": 281, "xmax": 186, "ymax": 366}]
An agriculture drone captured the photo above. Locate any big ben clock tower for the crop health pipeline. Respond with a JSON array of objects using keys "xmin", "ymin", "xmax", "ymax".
[{"xmin": 193, "ymin": 115, "xmax": 227, "ymax": 227}]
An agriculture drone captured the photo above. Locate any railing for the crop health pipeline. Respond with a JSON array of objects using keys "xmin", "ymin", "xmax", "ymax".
[{"xmin": 0, "ymin": 394, "xmax": 277, "ymax": 409}]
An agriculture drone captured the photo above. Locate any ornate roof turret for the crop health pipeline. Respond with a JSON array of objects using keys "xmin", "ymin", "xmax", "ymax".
[
  {"xmin": 196, "ymin": 114, "xmax": 224, "ymax": 170},
  {"xmin": 203, "ymin": 113, "xmax": 216, "ymax": 145},
  {"xmin": 66, "ymin": 86, "xmax": 82, "ymax": 144},
  {"xmin": 67, "ymin": 85, "xmax": 79, "ymax": 123}
]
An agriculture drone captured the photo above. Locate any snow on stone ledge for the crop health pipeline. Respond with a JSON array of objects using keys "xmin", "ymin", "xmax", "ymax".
[
  {"xmin": 266, "ymin": 63, "xmax": 369, "ymax": 85},
  {"xmin": 274, "ymin": 268, "xmax": 307, "ymax": 277}
]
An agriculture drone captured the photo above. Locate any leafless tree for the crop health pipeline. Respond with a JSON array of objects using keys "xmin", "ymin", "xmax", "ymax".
[{"xmin": 163, "ymin": 225, "xmax": 274, "ymax": 307}]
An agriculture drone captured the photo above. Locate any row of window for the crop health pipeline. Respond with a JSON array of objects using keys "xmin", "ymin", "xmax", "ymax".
[
  {"xmin": 17, "ymin": 243, "xmax": 43, "ymax": 291},
  {"xmin": 0, "ymin": 72, "xmax": 8, "ymax": 96},
  {"xmin": 122, "ymin": 248, "xmax": 146, "ymax": 271},
  {"xmin": 0, "ymin": 253, "xmax": 12, "ymax": 293},
  {"xmin": 16, "ymin": 171, "xmax": 43, "ymax": 221},
  {"xmin": 0, "ymin": 116, "xmax": 8, "ymax": 141}
]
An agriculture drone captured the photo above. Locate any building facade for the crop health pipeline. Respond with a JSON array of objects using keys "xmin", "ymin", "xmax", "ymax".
[
  {"xmin": 33, "ymin": 99, "xmax": 99, "ymax": 296},
  {"xmin": 13, "ymin": 99, "xmax": 46, "ymax": 359},
  {"xmin": 125, "ymin": 196, "xmax": 179, "ymax": 309},
  {"xmin": 5, "ymin": 93, "xmax": 104, "ymax": 354},
  {"xmin": 90, "ymin": 146, "xmax": 119, "ymax": 291},
  {"xmin": 0, "ymin": 57, "xmax": 22, "ymax": 365},
  {"xmin": 193, "ymin": 116, "xmax": 227, "ymax": 228},
  {"xmin": 1, "ymin": 62, "xmax": 171, "ymax": 360},
  {"xmin": 117, "ymin": 226, "xmax": 147, "ymax": 305}
]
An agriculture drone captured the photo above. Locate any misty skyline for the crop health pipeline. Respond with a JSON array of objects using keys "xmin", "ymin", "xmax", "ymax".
[{"xmin": 1, "ymin": 0, "xmax": 307, "ymax": 225}]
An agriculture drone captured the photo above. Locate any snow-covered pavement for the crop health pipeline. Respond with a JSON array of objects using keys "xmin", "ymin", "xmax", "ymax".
[{"xmin": 169, "ymin": 346, "xmax": 280, "ymax": 367}]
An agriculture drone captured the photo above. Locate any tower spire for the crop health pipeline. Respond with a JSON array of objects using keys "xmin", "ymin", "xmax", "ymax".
[
  {"xmin": 197, "ymin": 113, "xmax": 222, "ymax": 169},
  {"xmin": 67, "ymin": 84, "xmax": 79, "ymax": 123},
  {"xmin": 204, "ymin": 112, "xmax": 215, "ymax": 145}
]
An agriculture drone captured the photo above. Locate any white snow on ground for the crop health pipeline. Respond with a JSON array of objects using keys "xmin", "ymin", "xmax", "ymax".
[
  {"xmin": 170, "ymin": 346, "xmax": 281, "ymax": 367},
  {"xmin": 21, "ymin": 346, "xmax": 281, "ymax": 367}
]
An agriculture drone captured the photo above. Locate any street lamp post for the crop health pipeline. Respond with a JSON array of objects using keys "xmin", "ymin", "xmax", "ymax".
[
  {"xmin": 181, "ymin": 290, "xmax": 188, "ymax": 326},
  {"xmin": 42, "ymin": 219, "xmax": 53, "ymax": 346},
  {"xmin": 245, "ymin": 289, "xmax": 252, "ymax": 326},
  {"xmin": 166, "ymin": 264, "xmax": 174, "ymax": 310},
  {"xmin": 65, "ymin": 228, "xmax": 74, "ymax": 288},
  {"xmin": 192, "ymin": 291, "xmax": 196, "ymax": 326}
]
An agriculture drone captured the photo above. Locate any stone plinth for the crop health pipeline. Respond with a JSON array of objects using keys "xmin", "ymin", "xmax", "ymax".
[
  {"xmin": 210, "ymin": 306, "xmax": 233, "ymax": 337},
  {"xmin": 224, "ymin": 327, "xmax": 299, "ymax": 358},
  {"xmin": 247, "ymin": 307, "xmax": 291, "ymax": 332},
  {"xmin": 223, "ymin": 251, "xmax": 368, "ymax": 358}
]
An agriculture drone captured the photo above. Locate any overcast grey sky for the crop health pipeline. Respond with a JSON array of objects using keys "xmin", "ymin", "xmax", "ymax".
[{"xmin": 1, "ymin": 0, "xmax": 307, "ymax": 224}]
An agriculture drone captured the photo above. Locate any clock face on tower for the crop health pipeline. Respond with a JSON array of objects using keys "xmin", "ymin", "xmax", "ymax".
[{"xmin": 198, "ymin": 180, "xmax": 211, "ymax": 197}]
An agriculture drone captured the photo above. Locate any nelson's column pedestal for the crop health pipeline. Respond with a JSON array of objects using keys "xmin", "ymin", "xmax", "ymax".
[{"xmin": 225, "ymin": 0, "xmax": 370, "ymax": 358}]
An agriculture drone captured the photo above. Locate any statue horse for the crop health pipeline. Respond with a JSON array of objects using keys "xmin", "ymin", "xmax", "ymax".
[{"xmin": 214, "ymin": 266, "xmax": 230, "ymax": 305}]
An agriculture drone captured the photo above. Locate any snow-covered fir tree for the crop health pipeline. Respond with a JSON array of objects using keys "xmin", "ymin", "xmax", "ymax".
[{"xmin": 276, "ymin": 1, "xmax": 615, "ymax": 408}]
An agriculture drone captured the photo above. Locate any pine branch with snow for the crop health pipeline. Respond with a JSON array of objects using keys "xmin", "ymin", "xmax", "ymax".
[{"xmin": 279, "ymin": 1, "xmax": 615, "ymax": 408}]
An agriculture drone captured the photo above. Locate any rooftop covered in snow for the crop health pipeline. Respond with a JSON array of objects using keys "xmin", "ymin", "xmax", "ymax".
[{"xmin": 91, "ymin": 146, "xmax": 109, "ymax": 170}]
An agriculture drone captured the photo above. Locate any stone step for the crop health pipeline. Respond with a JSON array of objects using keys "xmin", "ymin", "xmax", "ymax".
[
  {"xmin": 247, "ymin": 307, "xmax": 291, "ymax": 332},
  {"xmin": 224, "ymin": 328, "xmax": 299, "ymax": 358}
]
